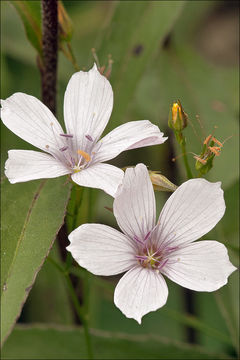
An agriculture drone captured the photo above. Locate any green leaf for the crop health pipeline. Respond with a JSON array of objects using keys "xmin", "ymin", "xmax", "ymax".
[
  {"xmin": 2, "ymin": 325, "xmax": 234, "ymax": 359},
  {"xmin": 58, "ymin": 1, "xmax": 73, "ymax": 43},
  {"xmin": 10, "ymin": 1, "xmax": 42, "ymax": 55},
  {"xmin": 97, "ymin": 1, "xmax": 185, "ymax": 129},
  {"xmin": 1, "ymin": 177, "xmax": 71, "ymax": 345}
]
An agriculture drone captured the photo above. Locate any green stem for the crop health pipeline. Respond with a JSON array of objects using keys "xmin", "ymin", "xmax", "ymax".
[
  {"xmin": 174, "ymin": 132, "xmax": 195, "ymax": 343},
  {"xmin": 47, "ymin": 257, "xmax": 93, "ymax": 359},
  {"xmin": 65, "ymin": 273, "xmax": 93, "ymax": 359},
  {"xmin": 180, "ymin": 139, "xmax": 193, "ymax": 180},
  {"xmin": 72, "ymin": 185, "xmax": 84, "ymax": 231},
  {"xmin": 65, "ymin": 185, "xmax": 84, "ymax": 270}
]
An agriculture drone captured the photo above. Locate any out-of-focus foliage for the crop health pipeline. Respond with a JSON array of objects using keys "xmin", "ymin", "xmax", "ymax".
[
  {"xmin": 25, "ymin": 243, "xmax": 74, "ymax": 325},
  {"xmin": 2, "ymin": 325, "xmax": 235, "ymax": 360},
  {"xmin": 97, "ymin": 1, "xmax": 185, "ymax": 129},
  {"xmin": 1, "ymin": 0, "xmax": 239, "ymax": 359}
]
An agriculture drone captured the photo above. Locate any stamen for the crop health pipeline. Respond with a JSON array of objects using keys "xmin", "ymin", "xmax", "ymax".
[
  {"xmin": 144, "ymin": 231, "xmax": 151, "ymax": 241},
  {"xmin": 136, "ymin": 255, "xmax": 148, "ymax": 260},
  {"xmin": 133, "ymin": 235, "xmax": 144, "ymax": 245},
  {"xmin": 70, "ymin": 157, "xmax": 75, "ymax": 167},
  {"xmin": 85, "ymin": 135, "xmax": 93, "ymax": 142},
  {"xmin": 165, "ymin": 246, "xmax": 179, "ymax": 253},
  {"xmin": 158, "ymin": 259, "xmax": 168, "ymax": 270},
  {"xmin": 60, "ymin": 133, "xmax": 73, "ymax": 138},
  {"xmin": 60, "ymin": 146, "xmax": 68, "ymax": 152},
  {"xmin": 77, "ymin": 150, "xmax": 91, "ymax": 162}
]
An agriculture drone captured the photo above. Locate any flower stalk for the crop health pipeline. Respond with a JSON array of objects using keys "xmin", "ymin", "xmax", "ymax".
[{"xmin": 47, "ymin": 256, "xmax": 93, "ymax": 359}]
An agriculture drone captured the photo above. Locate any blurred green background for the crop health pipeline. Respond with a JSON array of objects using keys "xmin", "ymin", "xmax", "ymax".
[{"xmin": 1, "ymin": 1, "xmax": 239, "ymax": 359}]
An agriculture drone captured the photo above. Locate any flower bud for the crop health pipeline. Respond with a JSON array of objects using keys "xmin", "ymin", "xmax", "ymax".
[
  {"xmin": 149, "ymin": 171, "xmax": 178, "ymax": 192},
  {"xmin": 194, "ymin": 135, "xmax": 223, "ymax": 175},
  {"xmin": 168, "ymin": 100, "xmax": 188, "ymax": 132},
  {"xmin": 194, "ymin": 154, "xmax": 214, "ymax": 175}
]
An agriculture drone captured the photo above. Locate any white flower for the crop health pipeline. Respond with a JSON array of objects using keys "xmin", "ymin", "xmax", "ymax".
[
  {"xmin": 1, "ymin": 65, "xmax": 167, "ymax": 197},
  {"xmin": 67, "ymin": 163, "xmax": 236, "ymax": 323}
]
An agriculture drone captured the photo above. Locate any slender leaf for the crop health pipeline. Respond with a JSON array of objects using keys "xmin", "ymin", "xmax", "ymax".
[
  {"xmin": 2, "ymin": 325, "xmax": 234, "ymax": 359},
  {"xmin": 10, "ymin": 1, "xmax": 42, "ymax": 55},
  {"xmin": 1, "ymin": 177, "xmax": 71, "ymax": 345},
  {"xmin": 164, "ymin": 308, "xmax": 232, "ymax": 347}
]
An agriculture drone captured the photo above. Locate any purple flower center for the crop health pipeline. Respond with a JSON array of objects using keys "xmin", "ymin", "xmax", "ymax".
[
  {"xmin": 48, "ymin": 128, "xmax": 97, "ymax": 172},
  {"xmin": 134, "ymin": 233, "xmax": 177, "ymax": 271}
]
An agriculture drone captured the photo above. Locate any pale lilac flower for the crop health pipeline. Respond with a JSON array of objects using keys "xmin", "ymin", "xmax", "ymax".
[
  {"xmin": 1, "ymin": 65, "xmax": 167, "ymax": 197},
  {"xmin": 67, "ymin": 163, "xmax": 236, "ymax": 323}
]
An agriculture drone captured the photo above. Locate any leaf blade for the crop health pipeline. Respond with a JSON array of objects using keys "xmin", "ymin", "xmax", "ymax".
[
  {"xmin": 10, "ymin": 0, "xmax": 42, "ymax": 55},
  {"xmin": 1, "ymin": 177, "xmax": 71, "ymax": 345}
]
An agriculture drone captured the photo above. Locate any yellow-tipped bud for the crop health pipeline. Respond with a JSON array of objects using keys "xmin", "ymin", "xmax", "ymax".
[
  {"xmin": 149, "ymin": 171, "xmax": 178, "ymax": 192},
  {"xmin": 168, "ymin": 100, "xmax": 188, "ymax": 132}
]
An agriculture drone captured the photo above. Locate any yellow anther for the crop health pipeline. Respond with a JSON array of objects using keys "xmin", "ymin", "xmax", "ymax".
[{"xmin": 77, "ymin": 150, "xmax": 91, "ymax": 162}]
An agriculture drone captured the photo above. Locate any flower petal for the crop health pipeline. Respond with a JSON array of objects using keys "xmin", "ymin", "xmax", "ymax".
[
  {"xmin": 155, "ymin": 178, "xmax": 226, "ymax": 248},
  {"xmin": 1, "ymin": 93, "xmax": 64, "ymax": 157},
  {"xmin": 71, "ymin": 163, "xmax": 124, "ymax": 197},
  {"xmin": 113, "ymin": 164, "xmax": 156, "ymax": 241},
  {"xmin": 5, "ymin": 150, "xmax": 70, "ymax": 183},
  {"xmin": 162, "ymin": 241, "xmax": 237, "ymax": 291},
  {"xmin": 93, "ymin": 120, "xmax": 167, "ymax": 163},
  {"xmin": 67, "ymin": 224, "xmax": 136, "ymax": 276},
  {"xmin": 64, "ymin": 64, "xmax": 113, "ymax": 154},
  {"xmin": 114, "ymin": 266, "xmax": 168, "ymax": 324}
]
